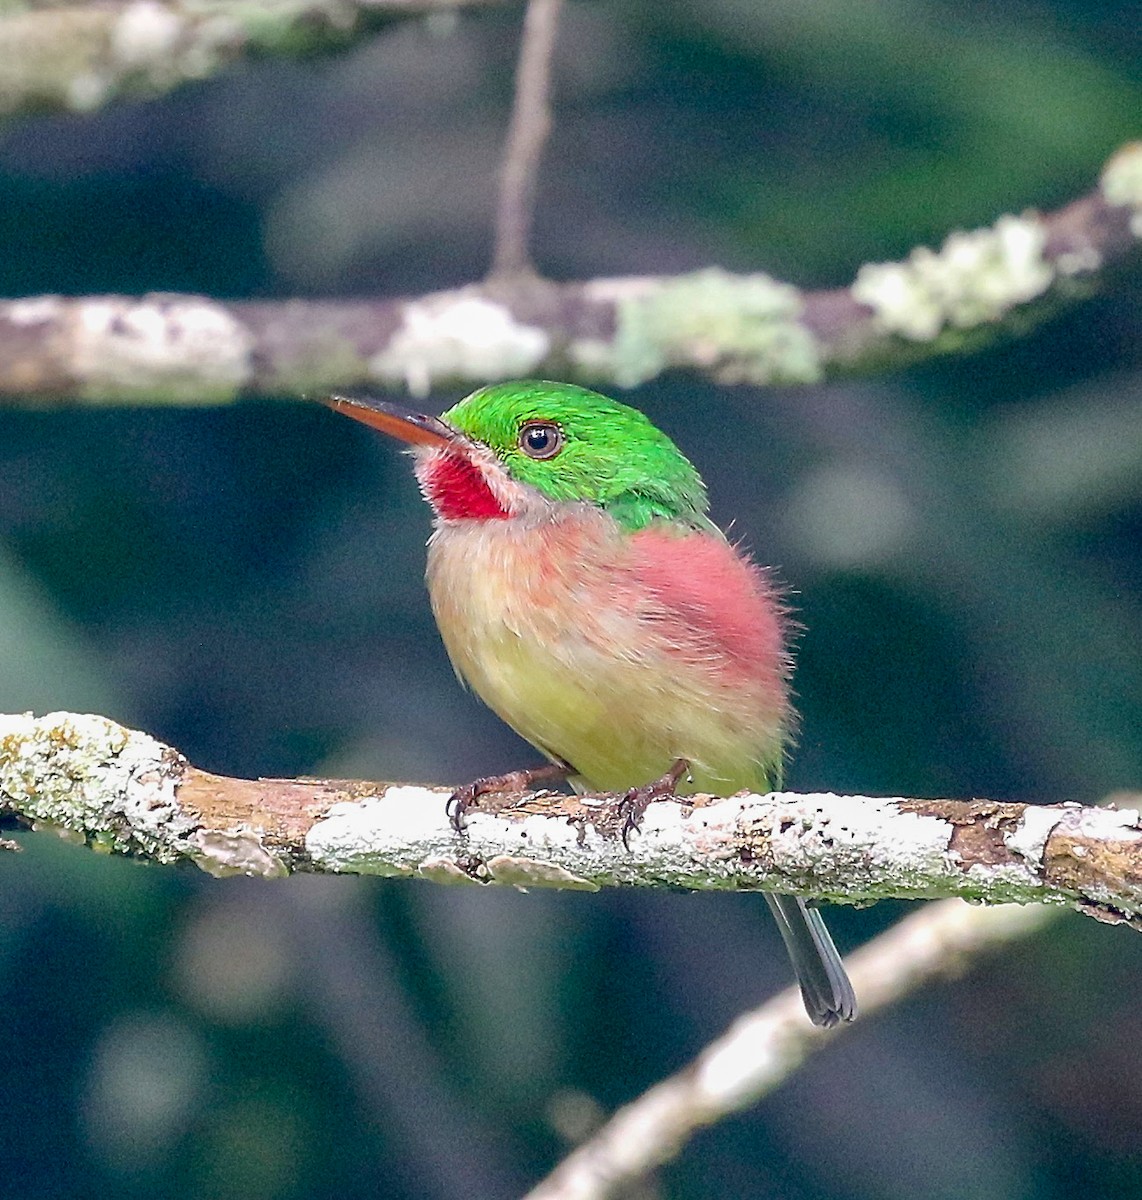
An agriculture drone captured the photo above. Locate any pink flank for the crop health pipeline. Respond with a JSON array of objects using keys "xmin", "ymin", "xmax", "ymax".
[{"xmin": 626, "ymin": 525, "xmax": 791, "ymax": 701}]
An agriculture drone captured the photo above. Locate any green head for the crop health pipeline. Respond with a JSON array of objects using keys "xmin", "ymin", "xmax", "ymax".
[{"xmin": 443, "ymin": 381, "xmax": 709, "ymax": 531}]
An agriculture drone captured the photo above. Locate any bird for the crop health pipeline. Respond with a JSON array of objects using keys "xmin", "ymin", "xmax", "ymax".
[{"xmin": 326, "ymin": 380, "xmax": 856, "ymax": 1027}]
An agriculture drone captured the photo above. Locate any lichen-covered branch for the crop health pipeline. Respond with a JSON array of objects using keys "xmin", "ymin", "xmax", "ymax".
[
  {"xmin": 0, "ymin": 0, "xmax": 508, "ymax": 117},
  {"xmin": 0, "ymin": 144, "xmax": 1139, "ymax": 406},
  {"xmin": 2, "ymin": 712, "xmax": 1140, "ymax": 926},
  {"xmin": 525, "ymin": 898, "xmax": 1059, "ymax": 1200}
]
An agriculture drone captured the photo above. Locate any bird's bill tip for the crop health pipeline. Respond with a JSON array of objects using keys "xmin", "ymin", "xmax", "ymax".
[{"xmin": 322, "ymin": 393, "xmax": 456, "ymax": 448}]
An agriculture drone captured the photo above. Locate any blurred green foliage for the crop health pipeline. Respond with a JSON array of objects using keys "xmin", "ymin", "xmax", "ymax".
[{"xmin": 1, "ymin": 2, "xmax": 1140, "ymax": 1198}]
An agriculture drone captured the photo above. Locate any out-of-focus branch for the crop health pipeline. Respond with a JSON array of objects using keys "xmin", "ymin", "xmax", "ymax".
[
  {"xmin": 524, "ymin": 898, "xmax": 1059, "ymax": 1200},
  {"xmin": 491, "ymin": 0, "xmax": 564, "ymax": 277},
  {"xmin": 0, "ymin": 144, "xmax": 1138, "ymax": 405},
  {"xmin": 2, "ymin": 712, "xmax": 1140, "ymax": 928},
  {"xmin": 0, "ymin": 0, "xmax": 510, "ymax": 117},
  {"xmin": 281, "ymin": 881, "xmax": 528, "ymax": 1197}
]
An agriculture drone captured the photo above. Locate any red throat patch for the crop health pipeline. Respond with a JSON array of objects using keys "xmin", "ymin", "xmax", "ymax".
[{"xmin": 419, "ymin": 453, "xmax": 509, "ymax": 521}]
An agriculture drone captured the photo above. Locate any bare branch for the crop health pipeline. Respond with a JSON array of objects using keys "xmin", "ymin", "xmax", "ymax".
[
  {"xmin": 1, "ymin": 712, "xmax": 1140, "ymax": 927},
  {"xmin": 1, "ymin": 144, "xmax": 1138, "ymax": 405},
  {"xmin": 0, "ymin": 0, "xmax": 510, "ymax": 118},
  {"xmin": 491, "ymin": 0, "xmax": 565, "ymax": 277},
  {"xmin": 525, "ymin": 898, "xmax": 1059, "ymax": 1200}
]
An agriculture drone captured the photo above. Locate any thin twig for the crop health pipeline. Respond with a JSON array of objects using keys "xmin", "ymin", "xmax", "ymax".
[
  {"xmin": 491, "ymin": 0, "xmax": 565, "ymax": 277},
  {"xmin": 524, "ymin": 899, "xmax": 1059, "ymax": 1200}
]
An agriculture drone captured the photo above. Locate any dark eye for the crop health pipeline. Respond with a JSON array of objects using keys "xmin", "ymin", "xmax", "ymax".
[{"xmin": 518, "ymin": 420, "xmax": 564, "ymax": 460}]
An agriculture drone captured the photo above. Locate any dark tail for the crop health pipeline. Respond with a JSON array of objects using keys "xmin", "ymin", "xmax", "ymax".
[{"xmin": 765, "ymin": 893, "xmax": 857, "ymax": 1027}]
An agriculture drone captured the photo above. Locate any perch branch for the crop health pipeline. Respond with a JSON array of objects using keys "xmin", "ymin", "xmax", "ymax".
[
  {"xmin": 1, "ymin": 712, "xmax": 1140, "ymax": 927},
  {"xmin": 525, "ymin": 898, "xmax": 1059, "ymax": 1200},
  {"xmin": 0, "ymin": 143, "xmax": 1138, "ymax": 405},
  {"xmin": 0, "ymin": 0, "xmax": 510, "ymax": 118},
  {"xmin": 491, "ymin": 0, "xmax": 564, "ymax": 277}
]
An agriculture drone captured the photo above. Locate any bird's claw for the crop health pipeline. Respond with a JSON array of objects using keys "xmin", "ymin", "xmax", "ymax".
[
  {"xmin": 446, "ymin": 784, "xmax": 479, "ymax": 833},
  {"xmin": 616, "ymin": 785, "xmax": 655, "ymax": 850},
  {"xmin": 614, "ymin": 759, "xmax": 690, "ymax": 850},
  {"xmin": 446, "ymin": 761, "xmax": 573, "ymax": 834}
]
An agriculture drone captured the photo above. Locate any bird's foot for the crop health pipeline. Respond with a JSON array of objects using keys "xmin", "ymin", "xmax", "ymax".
[
  {"xmin": 616, "ymin": 758, "xmax": 690, "ymax": 849},
  {"xmin": 447, "ymin": 761, "xmax": 572, "ymax": 833}
]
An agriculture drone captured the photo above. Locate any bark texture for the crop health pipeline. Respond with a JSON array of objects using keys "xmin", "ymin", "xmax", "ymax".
[{"xmin": 2, "ymin": 711, "xmax": 1139, "ymax": 927}]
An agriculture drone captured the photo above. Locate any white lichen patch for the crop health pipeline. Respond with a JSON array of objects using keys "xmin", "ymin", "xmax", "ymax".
[
  {"xmin": 0, "ymin": 711, "xmax": 197, "ymax": 861},
  {"xmin": 598, "ymin": 269, "xmax": 821, "ymax": 387},
  {"xmin": 1004, "ymin": 804, "xmax": 1063, "ymax": 867},
  {"xmin": 5, "ymin": 296, "xmax": 65, "ymax": 326},
  {"xmin": 853, "ymin": 214, "xmax": 1053, "ymax": 341},
  {"xmin": 306, "ymin": 785, "xmax": 460, "ymax": 874},
  {"xmin": 1076, "ymin": 803, "xmax": 1142, "ymax": 835},
  {"xmin": 472, "ymin": 801, "xmax": 720, "ymax": 889},
  {"xmin": 66, "ymin": 72, "xmax": 111, "ymax": 111},
  {"xmin": 190, "ymin": 829, "xmax": 288, "ymax": 879},
  {"xmin": 369, "ymin": 290, "xmax": 550, "ymax": 397},
  {"xmin": 310, "ymin": 788, "xmax": 994, "ymax": 898},
  {"xmin": 111, "ymin": 0, "xmax": 242, "ymax": 87},
  {"xmin": 1101, "ymin": 142, "xmax": 1142, "ymax": 238},
  {"xmin": 743, "ymin": 793, "xmax": 959, "ymax": 897},
  {"xmin": 111, "ymin": 1, "xmax": 184, "ymax": 67},
  {"xmin": 1053, "ymin": 246, "xmax": 1103, "ymax": 276},
  {"xmin": 68, "ymin": 296, "xmax": 254, "ymax": 403},
  {"xmin": 307, "ymin": 786, "xmax": 760, "ymax": 890}
]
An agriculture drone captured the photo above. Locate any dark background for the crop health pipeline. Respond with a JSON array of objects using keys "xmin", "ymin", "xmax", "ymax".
[{"xmin": 2, "ymin": 2, "xmax": 1141, "ymax": 1197}]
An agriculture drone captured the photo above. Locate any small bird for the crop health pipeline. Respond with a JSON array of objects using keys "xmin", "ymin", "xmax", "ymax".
[{"xmin": 327, "ymin": 380, "xmax": 856, "ymax": 1027}]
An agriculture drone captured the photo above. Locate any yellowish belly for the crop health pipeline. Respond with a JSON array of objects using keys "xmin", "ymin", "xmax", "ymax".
[{"xmin": 425, "ymin": 516, "xmax": 785, "ymax": 795}]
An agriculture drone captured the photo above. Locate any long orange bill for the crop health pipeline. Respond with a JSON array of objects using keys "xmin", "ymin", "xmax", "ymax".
[{"xmin": 323, "ymin": 393, "xmax": 457, "ymax": 448}]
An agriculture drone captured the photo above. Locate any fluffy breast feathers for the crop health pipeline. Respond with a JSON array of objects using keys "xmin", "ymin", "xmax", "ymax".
[{"xmin": 424, "ymin": 507, "xmax": 793, "ymax": 795}]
